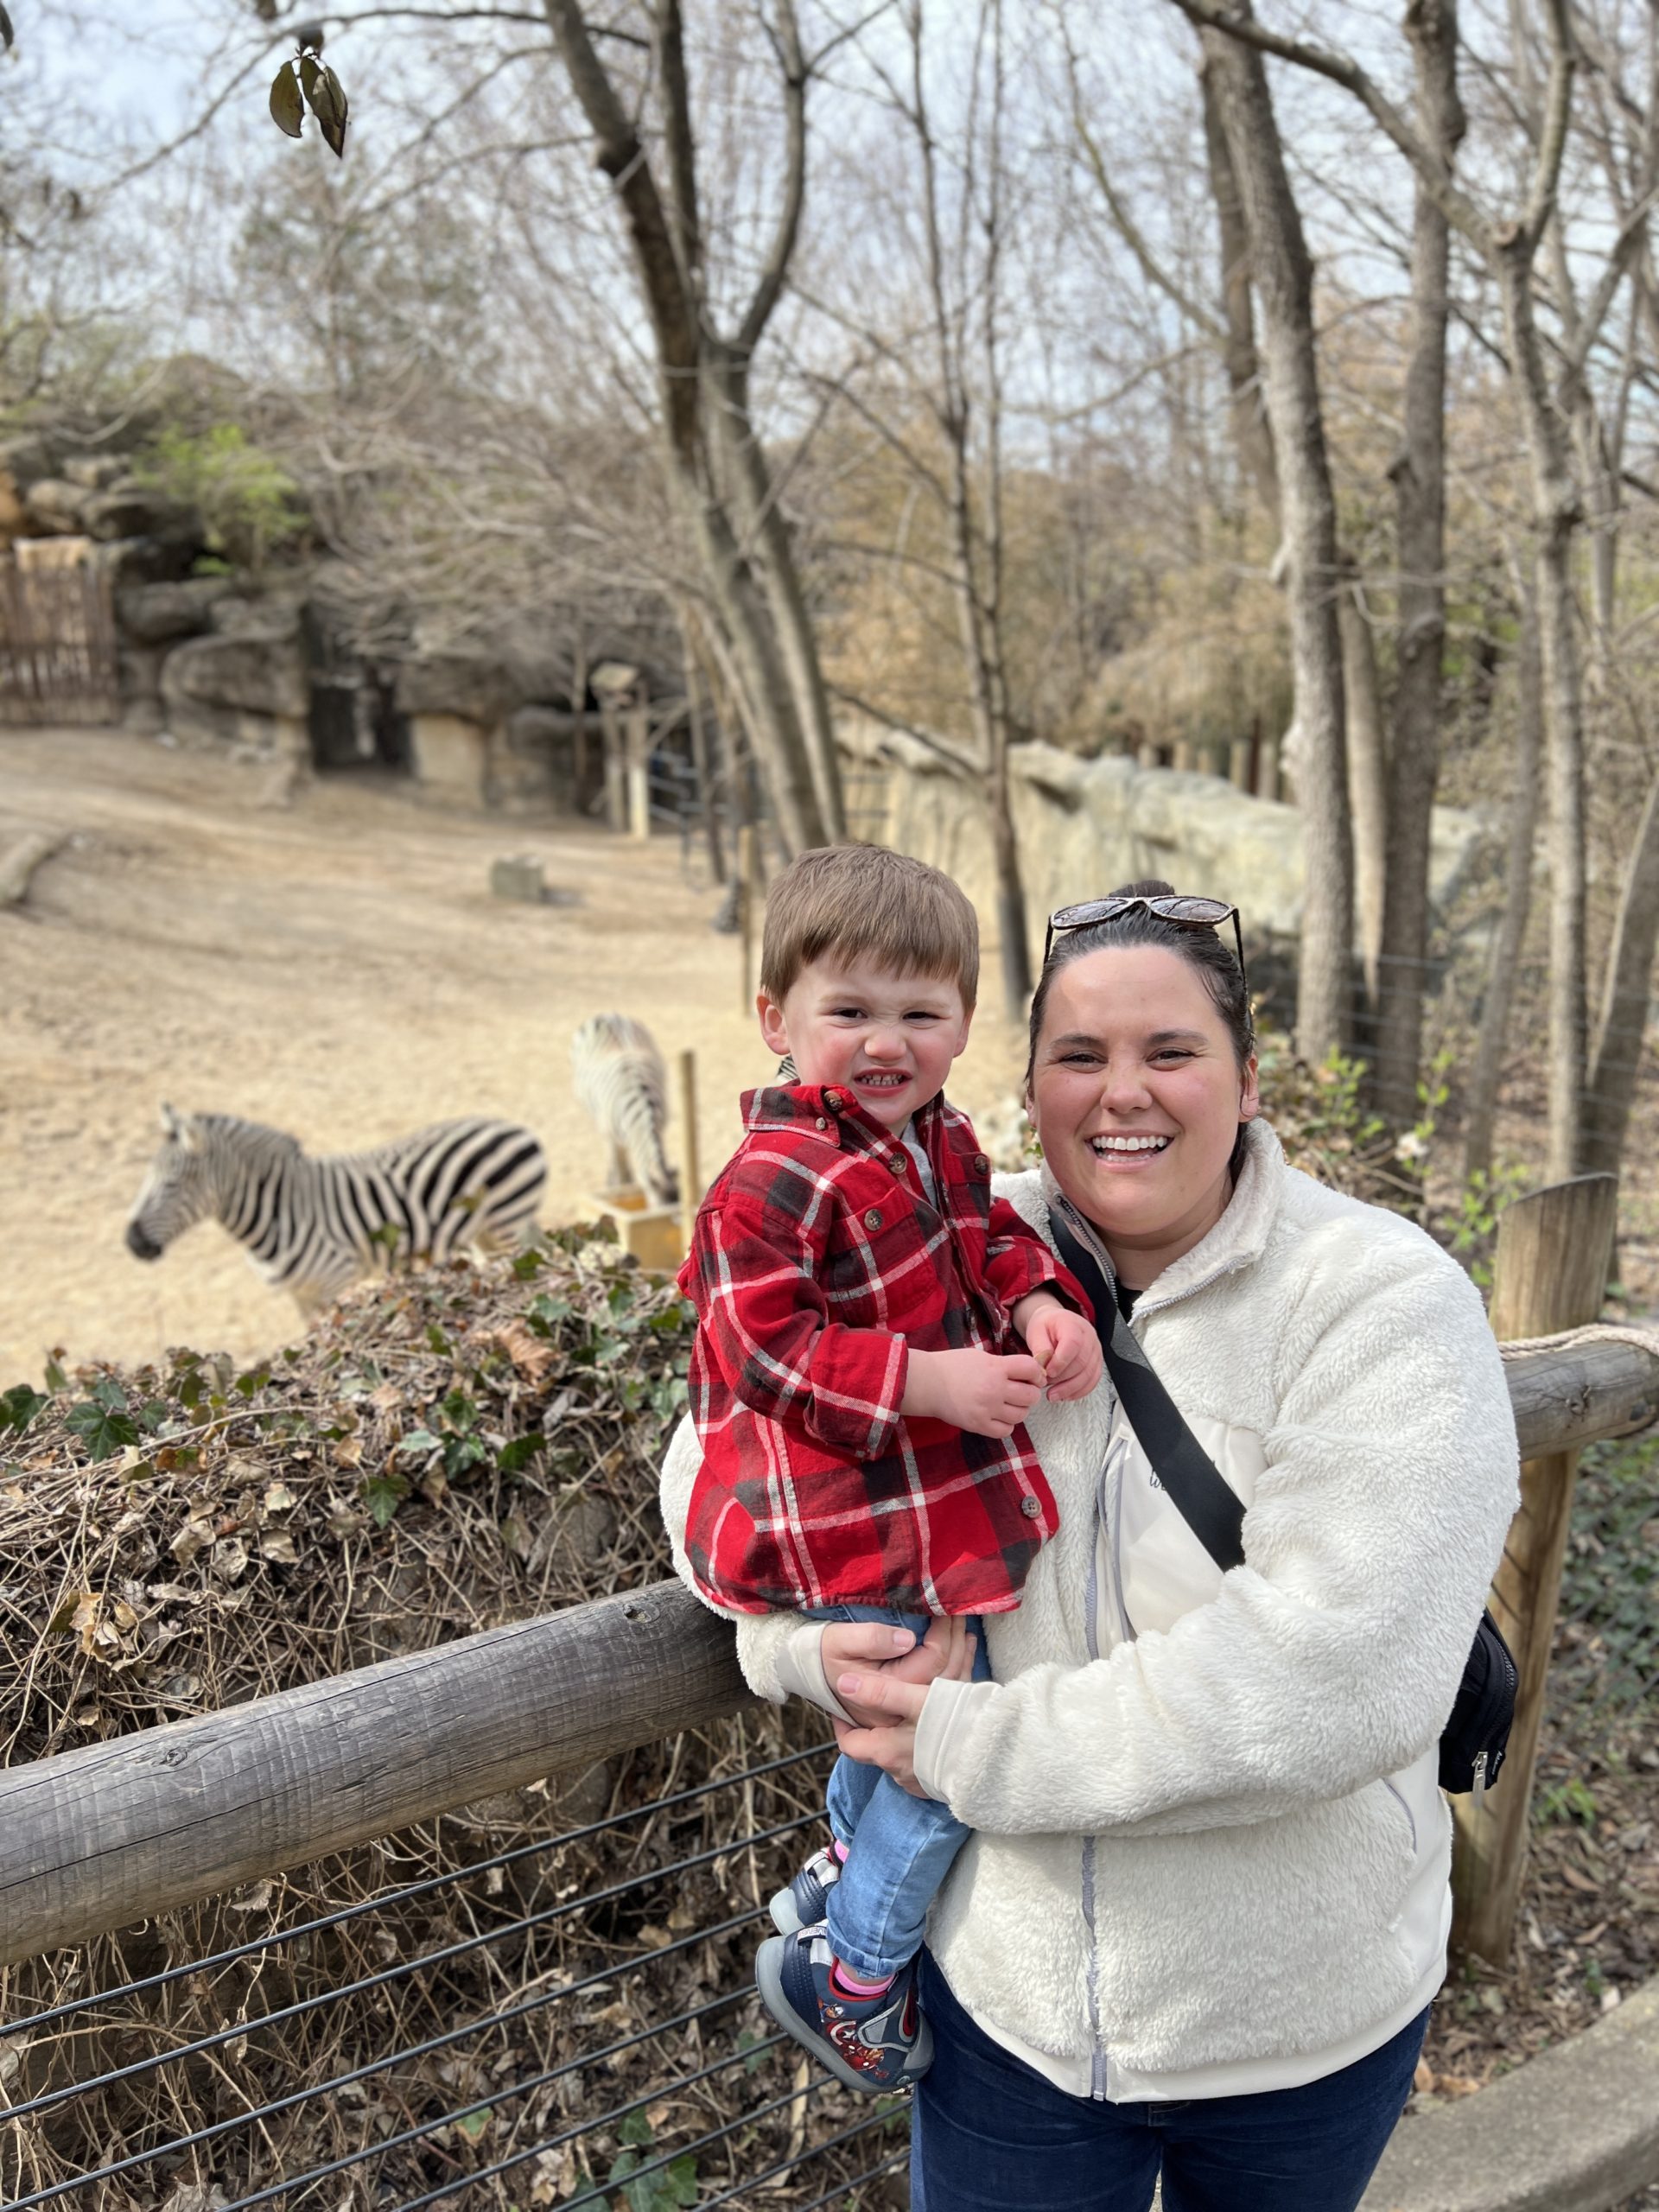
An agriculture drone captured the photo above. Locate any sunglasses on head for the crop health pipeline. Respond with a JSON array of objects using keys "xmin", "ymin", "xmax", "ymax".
[{"xmin": 1042, "ymin": 893, "xmax": 1247, "ymax": 992}]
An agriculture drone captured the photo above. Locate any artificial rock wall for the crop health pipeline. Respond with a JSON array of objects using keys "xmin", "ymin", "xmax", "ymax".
[{"xmin": 835, "ymin": 714, "xmax": 1494, "ymax": 954}]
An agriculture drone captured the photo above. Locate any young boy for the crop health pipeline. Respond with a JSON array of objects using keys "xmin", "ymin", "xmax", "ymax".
[{"xmin": 678, "ymin": 845, "xmax": 1100, "ymax": 2094}]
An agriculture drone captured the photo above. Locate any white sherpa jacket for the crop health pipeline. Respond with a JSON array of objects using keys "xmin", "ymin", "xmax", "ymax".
[{"xmin": 659, "ymin": 1121, "xmax": 1520, "ymax": 2100}]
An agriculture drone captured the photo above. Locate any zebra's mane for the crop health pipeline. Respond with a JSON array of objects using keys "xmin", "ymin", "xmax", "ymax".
[{"xmin": 191, "ymin": 1114, "xmax": 305, "ymax": 1160}]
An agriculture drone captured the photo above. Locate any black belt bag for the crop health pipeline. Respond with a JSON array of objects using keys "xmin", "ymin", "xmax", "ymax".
[{"xmin": 1048, "ymin": 1211, "xmax": 1516, "ymax": 1802}]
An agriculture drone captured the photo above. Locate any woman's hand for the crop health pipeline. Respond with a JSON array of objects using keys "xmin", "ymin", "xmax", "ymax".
[
  {"xmin": 819, "ymin": 1616, "xmax": 974, "ymax": 1729},
  {"xmin": 831, "ymin": 1668, "xmax": 938, "ymax": 1797}
]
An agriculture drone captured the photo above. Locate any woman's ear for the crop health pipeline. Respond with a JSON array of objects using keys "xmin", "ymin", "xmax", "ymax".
[{"xmin": 1238, "ymin": 1053, "xmax": 1262, "ymax": 1123}]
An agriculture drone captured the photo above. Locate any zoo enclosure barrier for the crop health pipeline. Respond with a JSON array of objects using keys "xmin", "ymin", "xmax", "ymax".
[
  {"xmin": 0, "ymin": 546, "xmax": 119, "ymax": 728},
  {"xmin": 2, "ymin": 1217, "xmax": 1656, "ymax": 2202}
]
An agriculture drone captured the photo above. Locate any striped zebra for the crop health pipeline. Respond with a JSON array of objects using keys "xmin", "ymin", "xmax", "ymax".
[
  {"xmin": 125, "ymin": 1105, "xmax": 548, "ymax": 1315},
  {"xmin": 570, "ymin": 1014, "xmax": 679, "ymax": 1209}
]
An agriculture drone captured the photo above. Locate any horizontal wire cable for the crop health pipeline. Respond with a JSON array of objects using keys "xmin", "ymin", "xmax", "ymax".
[
  {"xmin": 0, "ymin": 1811, "xmax": 816, "ymax": 2128},
  {"xmin": 385, "ymin": 2057, "xmax": 840, "ymax": 2212},
  {"xmin": 199, "ymin": 1994, "xmax": 790, "ymax": 2212},
  {"xmin": 0, "ymin": 1908, "xmax": 775, "ymax": 2211},
  {"xmin": 785, "ymin": 2143, "xmax": 912, "ymax": 2212},
  {"xmin": 1, "ymin": 1742, "xmax": 832, "ymax": 2039},
  {"xmin": 694, "ymin": 2103, "xmax": 910, "ymax": 2210}
]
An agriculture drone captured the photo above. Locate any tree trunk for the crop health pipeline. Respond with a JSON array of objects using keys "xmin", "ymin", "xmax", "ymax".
[
  {"xmin": 1374, "ymin": 0, "xmax": 1464, "ymax": 1135},
  {"xmin": 706, "ymin": 346, "xmax": 846, "ymax": 844},
  {"xmin": 1198, "ymin": 54, "xmax": 1280, "ymax": 522},
  {"xmin": 1582, "ymin": 763, "xmax": 1659, "ymax": 1179},
  {"xmin": 541, "ymin": 0, "xmax": 836, "ymax": 859},
  {"xmin": 1465, "ymin": 594, "xmax": 1543, "ymax": 1183},
  {"xmin": 1203, "ymin": 16, "xmax": 1352, "ymax": 1060},
  {"xmin": 1497, "ymin": 256, "xmax": 1587, "ymax": 1180},
  {"xmin": 1338, "ymin": 578, "xmax": 1388, "ymax": 1018}
]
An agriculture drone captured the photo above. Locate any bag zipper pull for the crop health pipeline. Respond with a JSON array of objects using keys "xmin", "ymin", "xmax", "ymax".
[{"xmin": 1473, "ymin": 1750, "xmax": 1488, "ymax": 1808}]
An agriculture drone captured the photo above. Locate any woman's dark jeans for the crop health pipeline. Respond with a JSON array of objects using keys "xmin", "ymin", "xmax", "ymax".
[{"xmin": 909, "ymin": 1950, "xmax": 1428, "ymax": 2212}]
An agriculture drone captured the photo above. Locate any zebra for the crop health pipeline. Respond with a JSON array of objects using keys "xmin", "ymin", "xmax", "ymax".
[
  {"xmin": 125, "ymin": 1105, "xmax": 548, "ymax": 1316},
  {"xmin": 569, "ymin": 1014, "xmax": 679, "ymax": 1209}
]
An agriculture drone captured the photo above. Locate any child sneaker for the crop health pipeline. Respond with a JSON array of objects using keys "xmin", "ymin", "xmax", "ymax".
[
  {"xmin": 754, "ymin": 1928, "xmax": 932, "ymax": 2094},
  {"xmin": 769, "ymin": 1843, "xmax": 842, "ymax": 1935}
]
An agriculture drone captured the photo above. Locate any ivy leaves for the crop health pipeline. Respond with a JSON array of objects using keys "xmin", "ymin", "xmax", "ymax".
[{"xmin": 270, "ymin": 23, "xmax": 349, "ymax": 159}]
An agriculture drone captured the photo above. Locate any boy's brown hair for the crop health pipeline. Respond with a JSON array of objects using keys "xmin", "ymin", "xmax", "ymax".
[{"xmin": 760, "ymin": 844, "xmax": 980, "ymax": 1010}]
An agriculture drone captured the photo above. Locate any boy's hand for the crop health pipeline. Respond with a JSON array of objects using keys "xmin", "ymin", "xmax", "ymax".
[
  {"xmin": 901, "ymin": 1345, "xmax": 1044, "ymax": 1438},
  {"xmin": 1015, "ymin": 1295, "xmax": 1104, "ymax": 1403}
]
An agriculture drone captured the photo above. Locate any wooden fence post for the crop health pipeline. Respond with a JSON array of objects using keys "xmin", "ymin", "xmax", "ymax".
[
  {"xmin": 677, "ymin": 1048, "xmax": 701, "ymax": 1255},
  {"xmin": 626, "ymin": 703, "xmax": 652, "ymax": 841},
  {"xmin": 1452, "ymin": 1172, "xmax": 1618, "ymax": 1964}
]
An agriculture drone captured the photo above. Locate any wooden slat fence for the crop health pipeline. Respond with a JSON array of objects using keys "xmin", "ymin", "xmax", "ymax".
[{"xmin": 0, "ymin": 547, "xmax": 120, "ymax": 727}]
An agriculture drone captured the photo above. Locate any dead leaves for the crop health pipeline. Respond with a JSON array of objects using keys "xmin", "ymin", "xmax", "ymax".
[{"xmin": 489, "ymin": 1319, "xmax": 557, "ymax": 1382}]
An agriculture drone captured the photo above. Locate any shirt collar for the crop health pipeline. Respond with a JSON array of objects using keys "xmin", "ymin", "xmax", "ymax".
[{"xmin": 741, "ymin": 1083, "xmax": 953, "ymax": 1150}]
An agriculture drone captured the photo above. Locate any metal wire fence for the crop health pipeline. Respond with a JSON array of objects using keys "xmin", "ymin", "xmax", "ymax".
[
  {"xmin": 0, "ymin": 1739, "xmax": 912, "ymax": 2212},
  {"xmin": 1552, "ymin": 1429, "xmax": 1659, "ymax": 1729}
]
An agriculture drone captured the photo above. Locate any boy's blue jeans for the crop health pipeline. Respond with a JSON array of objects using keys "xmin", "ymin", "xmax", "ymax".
[{"xmin": 808, "ymin": 1604, "xmax": 991, "ymax": 1981}]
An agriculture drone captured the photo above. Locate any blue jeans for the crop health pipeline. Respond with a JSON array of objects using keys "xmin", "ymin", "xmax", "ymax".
[
  {"xmin": 910, "ymin": 1950, "xmax": 1428, "ymax": 2212},
  {"xmin": 810, "ymin": 1605, "xmax": 991, "ymax": 1981}
]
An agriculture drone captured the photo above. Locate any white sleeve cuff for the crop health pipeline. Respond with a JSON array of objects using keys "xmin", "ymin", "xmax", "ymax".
[
  {"xmin": 766, "ymin": 1622, "xmax": 856, "ymax": 1724},
  {"xmin": 912, "ymin": 1677, "xmax": 1001, "ymax": 1805}
]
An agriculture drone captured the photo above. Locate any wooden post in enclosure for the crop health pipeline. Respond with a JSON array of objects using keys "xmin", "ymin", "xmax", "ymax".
[
  {"xmin": 1136, "ymin": 735, "xmax": 1160, "ymax": 771},
  {"xmin": 677, "ymin": 1049, "xmax": 701, "ymax": 1253},
  {"xmin": 1452, "ymin": 1173, "xmax": 1619, "ymax": 1964},
  {"xmin": 737, "ymin": 823, "xmax": 760, "ymax": 1014},
  {"xmin": 626, "ymin": 702, "xmax": 652, "ymax": 841},
  {"xmin": 1229, "ymin": 737, "xmax": 1253, "ymax": 791},
  {"xmin": 1255, "ymin": 730, "xmax": 1281, "ymax": 802},
  {"xmin": 599, "ymin": 698, "xmax": 625, "ymax": 830}
]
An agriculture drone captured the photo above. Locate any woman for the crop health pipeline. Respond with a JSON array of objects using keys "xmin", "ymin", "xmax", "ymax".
[{"xmin": 659, "ymin": 882, "xmax": 1518, "ymax": 2212}]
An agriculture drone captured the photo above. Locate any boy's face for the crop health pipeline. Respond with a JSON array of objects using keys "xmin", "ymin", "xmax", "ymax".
[{"xmin": 759, "ymin": 954, "xmax": 972, "ymax": 1132}]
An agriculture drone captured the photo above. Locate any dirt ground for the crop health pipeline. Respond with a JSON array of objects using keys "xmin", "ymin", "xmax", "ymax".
[{"xmin": 0, "ymin": 728, "xmax": 1031, "ymax": 1387}]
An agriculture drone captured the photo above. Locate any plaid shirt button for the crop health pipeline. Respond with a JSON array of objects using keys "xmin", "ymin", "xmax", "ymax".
[
  {"xmin": 1020, "ymin": 1496, "xmax": 1042, "ymax": 1517},
  {"xmin": 864, "ymin": 1208, "xmax": 883, "ymax": 1230},
  {"xmin": 889, "ymin": 1155, "xmax": 906, "ymax": 1175},
  {"xmin": 816, "ymin": 1116, "xmax": 827, "ymax": 1128},
  {"xmin": 973, "ymin": 1154, "xmax": 990, "ymax": 1175}
]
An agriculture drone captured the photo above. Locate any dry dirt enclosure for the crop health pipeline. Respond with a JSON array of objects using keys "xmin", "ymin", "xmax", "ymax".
[{"xmin": 0, "ymin": 728, "xmax": 1027, "ymax": 1385}]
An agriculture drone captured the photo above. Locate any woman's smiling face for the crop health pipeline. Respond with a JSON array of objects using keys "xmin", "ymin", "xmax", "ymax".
[{"xmin": 1028, "ymin": 944, "xmax": 1259, "ymax": 1285}]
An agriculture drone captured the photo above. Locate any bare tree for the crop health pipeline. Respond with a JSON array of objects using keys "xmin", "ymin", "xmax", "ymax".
[
  {"xmin": 1183, "ymin": 2, "xmax": 1354, "ymax": 1060},
  {"xmin": 1070, "ymin": 7, "xmax": 1354, "ymax": 1058},
  {"xmin": 1169, "ymin": 0, "xmax": 1635, "ymax": 1177},
  {"xmin": 540, "ymin": 0, "xmax": 843, "ymax": 855}
]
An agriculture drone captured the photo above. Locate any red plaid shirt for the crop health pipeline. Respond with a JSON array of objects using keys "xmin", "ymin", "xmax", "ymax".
[{"xmin": 679, "ymin": 1084, "xmax": 1086, "ymax": 1617}]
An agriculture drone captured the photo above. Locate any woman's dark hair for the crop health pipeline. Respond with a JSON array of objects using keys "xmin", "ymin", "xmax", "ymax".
[{"xmin": 1024, "ymin": 879, "xmax": 1255, "ymax": 1089}]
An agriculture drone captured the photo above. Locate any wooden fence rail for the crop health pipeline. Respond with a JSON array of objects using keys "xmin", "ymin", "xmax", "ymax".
[{"xmin": 1, "ymin": 1332, "xmax": 1656, "ymax": 1973}]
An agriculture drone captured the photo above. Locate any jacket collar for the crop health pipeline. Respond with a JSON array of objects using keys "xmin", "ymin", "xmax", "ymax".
[
  {"xmin": 1040, "ymin": 1117, "xmax": 1284, "ymax": 1313},
  {"xmin": 741, "ymin": 1082, "xmax": 956, "ymax": 1152}
]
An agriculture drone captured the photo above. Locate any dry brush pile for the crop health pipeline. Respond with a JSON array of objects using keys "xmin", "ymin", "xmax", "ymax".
[{"xmin": 0, "ymin": 1230, "xmax": 899, "ymax": 2212}]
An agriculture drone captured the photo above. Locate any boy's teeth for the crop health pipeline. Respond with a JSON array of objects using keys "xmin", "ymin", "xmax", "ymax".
[{"xmin": 1093, "ymin": 1134, "xmax": 1169, "ymax": 1153}]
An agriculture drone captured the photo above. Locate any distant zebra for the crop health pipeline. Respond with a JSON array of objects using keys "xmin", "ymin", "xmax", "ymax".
[
  {"xmin": 570, "ymin": 1014, "xmax": 679, "ymax": 1209},
  {"xmin": 125, "ymin": 1105, "xmax": 548, "ymax": 1315}
]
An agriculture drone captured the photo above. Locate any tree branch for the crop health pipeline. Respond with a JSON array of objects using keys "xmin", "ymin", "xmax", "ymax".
[
  {"xmin": 1165, "ymin": 0, "xmax": 1497, "ymax": 256},
  {"xmin": 737, "ymin": 0, "xmax": 809, "ymax": 359}
]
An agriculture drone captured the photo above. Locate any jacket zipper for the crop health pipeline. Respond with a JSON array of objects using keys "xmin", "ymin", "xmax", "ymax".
[{"xmin": 1083, "ymin": 1403, "xmax": 1136, "ymax": 2099}]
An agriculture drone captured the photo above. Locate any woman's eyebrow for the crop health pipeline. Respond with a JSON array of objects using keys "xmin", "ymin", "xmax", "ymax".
[{"xmin": 1045, "ymin": 1027, "xmax": 1210, "ymax": 1049}]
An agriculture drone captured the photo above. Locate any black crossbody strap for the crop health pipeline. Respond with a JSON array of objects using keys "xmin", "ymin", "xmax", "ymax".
[{"xmin": 1049, "ymin": 1207, "xmax": 1247, "ymax": 1573}]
